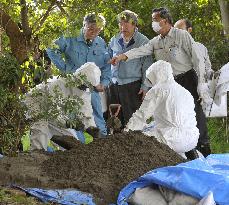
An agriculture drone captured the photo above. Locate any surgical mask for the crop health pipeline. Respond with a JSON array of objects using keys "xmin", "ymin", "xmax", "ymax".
[{"xmin": 152, "ymin": 21, "xmax": 162, "ymax": 33}]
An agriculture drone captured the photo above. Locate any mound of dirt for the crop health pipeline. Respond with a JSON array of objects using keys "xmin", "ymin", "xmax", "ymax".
[{"xmin": 0, "ymin": 131, "xmax": 185, "ymax": 204}]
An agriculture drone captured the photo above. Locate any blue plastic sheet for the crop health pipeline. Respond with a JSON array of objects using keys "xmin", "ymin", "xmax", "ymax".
[
  {"xmin": 117, "ymin": 154, "xmax": 229, "ymax": 205},
  {"xmin": 15, "ymin": 186, "xmax": 96, "ymax": 205}
]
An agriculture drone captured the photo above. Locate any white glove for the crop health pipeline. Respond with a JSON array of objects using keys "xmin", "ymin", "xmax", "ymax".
[
  {"xmin": 205, "ymin": 69, "xmax": 215, "ymax": 80},
  {"xmin": 197, "ymin": 83, "xmax": 213, "ymax": 106},
  {"xmin": 124, "ymin": 127, "xmax": 129, "ymax": 132}
]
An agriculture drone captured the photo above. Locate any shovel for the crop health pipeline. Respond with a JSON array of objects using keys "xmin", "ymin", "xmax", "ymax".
[{"xmin": 107, "ymin": 104, "xmax": 122, "ymax": 134}]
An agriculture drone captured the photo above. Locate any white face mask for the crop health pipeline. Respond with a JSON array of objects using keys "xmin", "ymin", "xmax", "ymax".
[{"xmin": 152, "ymin": 21, "xmax": 162, "ymax": 33}]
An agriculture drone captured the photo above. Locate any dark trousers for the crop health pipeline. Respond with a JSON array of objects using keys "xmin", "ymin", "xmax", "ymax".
[
  {"xmin": 107, "ymin": 80, "xmax": 142, "ymax": 126},
  {"xmin": 175, "ymin": 69, "xmax": 211, "ymax": 157}
]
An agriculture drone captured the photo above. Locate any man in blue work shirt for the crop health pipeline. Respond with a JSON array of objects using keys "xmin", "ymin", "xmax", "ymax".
[
  {"xmin": 47, "ymin": 13, "xmax": 111, "ymax": 137},
  {"xmin": 108, "ymin": 10, "xmax": 153, "ymax": 126}
]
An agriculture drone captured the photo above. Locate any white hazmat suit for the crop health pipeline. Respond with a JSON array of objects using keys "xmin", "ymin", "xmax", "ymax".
[
  {"xmin": 202, "ymin": 62, "xmax": 229, "ymax": 117},
  {"xmin": 25, "ymin": 62, "xmax": 101, "ymax": 150},
  {"xmin": 126, "ymin": 60, "xmax": 199, "ymax": 155}
]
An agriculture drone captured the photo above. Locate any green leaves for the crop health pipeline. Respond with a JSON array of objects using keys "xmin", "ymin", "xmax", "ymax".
[
  {"xmin": 26, "ymin": 73, "xmax": 88, "ymax": 130},
  {"xmin": 0, "ymin": 54, "xmax": 22, "ymax": 89}
]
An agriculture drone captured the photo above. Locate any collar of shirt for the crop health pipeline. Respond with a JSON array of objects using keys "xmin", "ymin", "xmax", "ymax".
[
  {"xmin": 118, "ymin": 29, "xmax": 138, "ymax": 49},
  {"xmin": 77, "ymin": 29, "xmax": 99, "ymax": 45},
  {"xmin": 158, "ymin": 27, "xmax": 174, "ymax": 40}
]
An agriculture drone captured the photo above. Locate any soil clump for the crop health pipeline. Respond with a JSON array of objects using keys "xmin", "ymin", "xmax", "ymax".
[{"xmin": 0, "ymin": 131, "xmax": 185, "ymax": 204}]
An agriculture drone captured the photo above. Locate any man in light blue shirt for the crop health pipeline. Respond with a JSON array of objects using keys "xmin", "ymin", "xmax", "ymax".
[
  {"xmin": 47, "ymin": 13, "xmax": 111, "ymax": 136},
  {"xmin": 108, "ymin": 10, "xmax": 153, "ymax": 126}
]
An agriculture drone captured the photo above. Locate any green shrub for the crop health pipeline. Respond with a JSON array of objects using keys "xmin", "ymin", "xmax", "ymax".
[{"xmin": 0, "ymin": 54, "xmax": 27, "ymax": 156}]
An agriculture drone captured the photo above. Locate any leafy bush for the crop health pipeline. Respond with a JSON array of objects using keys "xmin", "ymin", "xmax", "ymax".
[
  {"xmin": 0, "ymin": 54, "xmax": 27, "ymax": 156},
  {"xmin": 26, "ymin": 76, "xmax": 86, "ymax": 129}
]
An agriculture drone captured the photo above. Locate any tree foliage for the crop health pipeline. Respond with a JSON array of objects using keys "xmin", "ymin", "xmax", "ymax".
[{"xmin": 0, "ymin": 0, "xmax": 228, "ymax": 67}]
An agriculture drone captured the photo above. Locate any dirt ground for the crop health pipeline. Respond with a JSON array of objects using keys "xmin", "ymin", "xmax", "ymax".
[{"xmin": 0, "ymin": 131, "xmax": 185, "ymax": 205}]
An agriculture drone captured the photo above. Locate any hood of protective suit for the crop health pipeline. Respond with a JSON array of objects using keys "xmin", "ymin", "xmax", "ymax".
[
  {"xmin": 74, "ymin": 62, "xmax": 101, "ymax": 86},
  {"xmin": 146, "ymin": 60, "xmax": 174, "ymax": 86}
]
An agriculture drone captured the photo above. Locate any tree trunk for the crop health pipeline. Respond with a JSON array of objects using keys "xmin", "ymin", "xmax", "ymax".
[
  {"xmin": 0, "ymin": 28, "xmax": 3, "ymax": 53},
  {"xmin": 219, "ymin": 0, "xmax": 229, "ymax": 37},
  {"xmin": 0, "ymin": 9, "xmax": 28, "ymax": 63},
  {"xmin": 20, "ymin": 0, "xmax": 32, "ymax": 40}
]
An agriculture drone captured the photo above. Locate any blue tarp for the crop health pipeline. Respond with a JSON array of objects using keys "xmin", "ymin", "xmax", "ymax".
[
  {"xmin": 117, "ymin": 154, "xmax": 229, "ymax": 205},
  {"xmin": 15, "ymin": 186, "xmax": 96, "ymax": 205}
]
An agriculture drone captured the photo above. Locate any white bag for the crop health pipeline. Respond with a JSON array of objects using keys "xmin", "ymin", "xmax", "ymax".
[
  {"xmin": 128, "ymin": 186, "xmax": 216, "ymax": 205},
  {"xmin": 197, "ymin": 191, "xmax": 215, "ymax": 205},
  {"xmin": 128, "ymin": 186, "xmax": 167, "ymax": 205}
]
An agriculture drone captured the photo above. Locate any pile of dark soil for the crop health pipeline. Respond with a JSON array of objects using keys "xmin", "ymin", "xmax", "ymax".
[{"xmin": 0, "ymin": 131, "xmax": 185, "ymax": 204}]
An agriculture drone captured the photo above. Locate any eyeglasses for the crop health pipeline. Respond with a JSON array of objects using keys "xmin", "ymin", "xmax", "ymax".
[{"xmin": 84, "ymin": 24, "xmax": 101, "ymax": 33}]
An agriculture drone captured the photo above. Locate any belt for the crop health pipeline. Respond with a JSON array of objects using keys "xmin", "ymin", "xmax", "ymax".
[
  {"xmin": 174, "ymin": 72, "xmax": 186, "ymax": 80},
  {"xmin": 174, "ymin": 69, "xmax": 194, "ymax": 80}
]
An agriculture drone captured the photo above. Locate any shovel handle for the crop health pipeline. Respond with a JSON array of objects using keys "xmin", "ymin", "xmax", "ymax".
[{"xmin": 109, "ymin": 104, "xmax": 121, "ymax": 117}]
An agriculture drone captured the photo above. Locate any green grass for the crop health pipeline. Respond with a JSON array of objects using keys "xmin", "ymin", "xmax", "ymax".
[
  {"xmin": 208, "ymin": 117, "xmax": 229, "ymax": 153},
  {"xmin": 0, "ymin": 188, "xmax": 51, "ymax": 205}
]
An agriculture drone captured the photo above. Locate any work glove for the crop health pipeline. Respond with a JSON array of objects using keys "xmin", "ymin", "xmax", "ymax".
[
  {"xmin": 213, "ymin": 70, "xmax": 220, "ymax": 79},
  {"xmin": 205, "ymin": 69, "xmax": 214, "ymax": 81},
  {"xmin": 197, "ymin": 83, "xmax": 213, "ymax": 106},
  {"xmin": 123, "ymin": 127, "xmax": 130, "ymax": 132}
]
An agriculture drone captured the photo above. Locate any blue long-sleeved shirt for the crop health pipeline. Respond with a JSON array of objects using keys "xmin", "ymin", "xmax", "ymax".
[
  {"xmin": 109, "ymin": 31, "xmax": 153, "ymax": 90},
  {"xmin": 46, "ymin": 30, "xmax": 111, "ymax": 86}
]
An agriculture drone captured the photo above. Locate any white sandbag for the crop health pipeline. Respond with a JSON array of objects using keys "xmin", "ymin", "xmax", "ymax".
[
  {"xmin": 128, "ymin": 186, "xmax": 167, "ymax": 205},
  {"xmin": 197, "ymin": 191, "xmax": 215, "ymax": 205},
  {"xmin": 168, "ymin": 193, "xmax": 199, "ymax": 205},
  {"xmin": 159, "ymin": 186, "xmax": 199, "ymax": 205},
  {"xmin": 128, "ymin": 185, "xmax": 215, "ymax": 205}
]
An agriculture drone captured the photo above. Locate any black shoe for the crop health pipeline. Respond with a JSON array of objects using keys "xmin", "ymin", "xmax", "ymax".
[
  {"xmin": 197, "ymin": 143, "xmax": 211, "ymax": 157},
  {"xmin": 185, "ymin": 149, "xmax": 199, "ymax": 160}
]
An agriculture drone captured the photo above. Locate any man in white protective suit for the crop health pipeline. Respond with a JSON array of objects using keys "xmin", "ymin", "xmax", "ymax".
[
  {"xmin": 26, "ymin": 62, "xmax": 101, "ymax": 150},
  {"xmin": 126, "ymin": 60, "xmax": 199, "ymax": 157}
]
